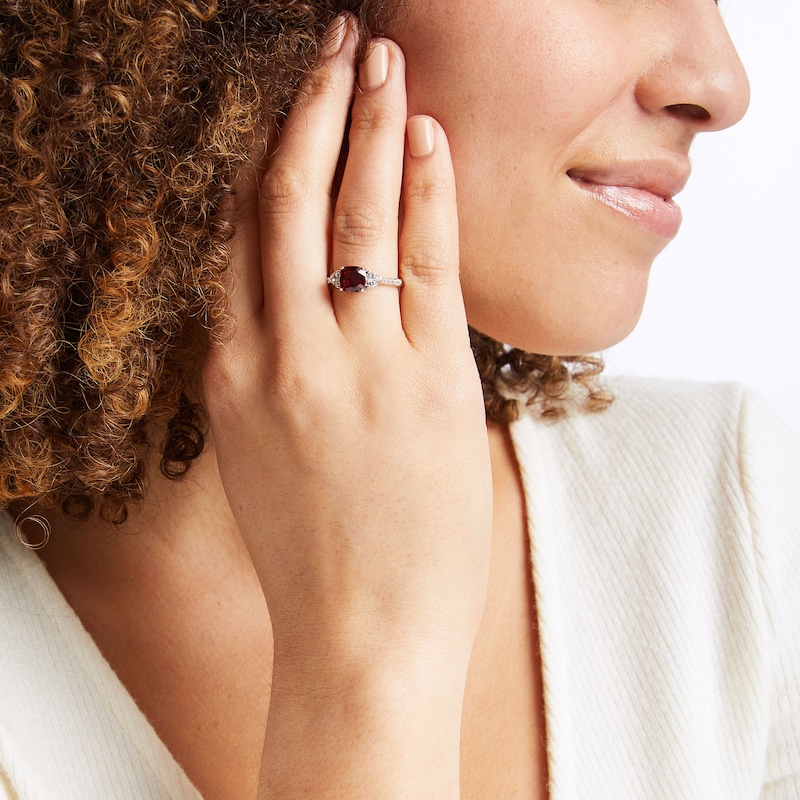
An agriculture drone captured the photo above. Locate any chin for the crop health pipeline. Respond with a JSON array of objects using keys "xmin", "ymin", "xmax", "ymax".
[
  {"xmin": 460, "ymin": 208, "xmax": 660, "ymax": 356},
  {"xmin": 494, "ymin": 319, "xmax": 642, "ymax": 358},
  {"xmin": 466, "ymin": 276, "xmax": 649, "ymax": 357}
]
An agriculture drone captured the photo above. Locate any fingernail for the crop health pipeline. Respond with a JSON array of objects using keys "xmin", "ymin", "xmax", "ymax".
[
  {"xmin": 322, "ymin": 14, "xmax": 348, "ymax": 59},
  {"xmin": 407, "ymin": 116, "xmax": 435, "ymax": 158},
  {"xmin": 358, "ymin": 42, "xmax": 389, "ymax": 90}
]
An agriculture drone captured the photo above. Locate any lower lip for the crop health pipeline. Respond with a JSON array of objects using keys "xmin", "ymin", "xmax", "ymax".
[{"xmin": 570, "ymin": 177, "xmax": 683, "ymax": 239}]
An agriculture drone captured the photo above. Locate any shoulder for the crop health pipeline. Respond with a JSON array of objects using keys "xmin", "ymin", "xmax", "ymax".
[
  {"xmin": 597, "ymin": 375, "xmax": 797, "ymax": 460},
  {"xmin": 514, "ymin": 374, "xmax": 800, "ymax": 623},
  {"xmin": 0, "ymin": 512, "xmax": 42, "ymax": 614},
  {"xmin": 510, "ymin": 378, "xmax": 800, "ymax": 794},
  {"xmin": 515, "ymin": 375, "xmax": 798, "ymax": 485},
  {"xmin": 512, "ymin": 376, "xmax": 800, "ymax": 574},
  {"xmin": 553, "ymin": 374, "xmax": 748, "ymax": 451},
  {"xmin": 512, "ymin": 376, "xmax": 745, "ymax": 490}
]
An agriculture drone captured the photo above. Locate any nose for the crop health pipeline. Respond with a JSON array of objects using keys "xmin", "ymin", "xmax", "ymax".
[{"xmin": 634, "ymin": 0, "xmax": 750, "ymax": 132}]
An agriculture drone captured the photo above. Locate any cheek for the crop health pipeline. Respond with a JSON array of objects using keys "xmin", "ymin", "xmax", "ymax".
[
  {"xmin": 398, "ymin": 3, "xmax": 629, "ymax": 164},
  {"xmin": 459, "ymin": 222, "xmax": 654, "ymax": 357},
  {"xmin": 398, "ymin": 8, "xmax": 634, "ymax": 260},
  {"xmin": 392, "ymin": 3, "xmax": 651, "ymax": 354}
]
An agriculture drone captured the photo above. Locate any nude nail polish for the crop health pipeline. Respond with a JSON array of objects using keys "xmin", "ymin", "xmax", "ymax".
[
  {"xmin": 358, "ymin": 43, "xmax": 389, "ymax": 90},
  {"xmin": 407, "ymin": 116, "xmax": 435, "ymax": 158}
]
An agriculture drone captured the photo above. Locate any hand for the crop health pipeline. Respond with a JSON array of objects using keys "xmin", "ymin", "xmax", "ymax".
[{"xmin": 204, "ymin": 15, "xmax": 492, "ymax": 690}]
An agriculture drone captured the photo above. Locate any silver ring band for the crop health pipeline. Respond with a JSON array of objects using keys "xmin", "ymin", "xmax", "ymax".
[{"xmin": 327, "ymin": 266, "xmax": 403, "ymax": 292}]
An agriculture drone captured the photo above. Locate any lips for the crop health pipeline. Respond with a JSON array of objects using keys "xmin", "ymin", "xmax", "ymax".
[{"xmin": 567, "ymin": 161, "xmax": 690, "ymax": 239}]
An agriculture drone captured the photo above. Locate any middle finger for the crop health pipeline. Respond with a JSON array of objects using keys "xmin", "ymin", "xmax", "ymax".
[{"xmin": 257, "ymin": 16, "xmax": 357, "ymax": 340}]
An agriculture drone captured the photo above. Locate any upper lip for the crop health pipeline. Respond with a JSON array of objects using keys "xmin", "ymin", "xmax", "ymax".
[{"xmin": 566, "ymin": 159, "xmax": 691, "ymax": 201}]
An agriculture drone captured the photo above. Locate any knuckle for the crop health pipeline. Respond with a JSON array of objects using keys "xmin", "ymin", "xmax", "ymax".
[
  {"xmin": 400, "ymin": 245, "xmax": 451, "ymax": 286},
  {"xmin": 411, "ymin": 355, "xmax": 480, "ymax": 423},
  {"xmin": 259, "ymin": 162, "xmax": 313, "ymax": 218},
  {"xmin": 404, "ymin": 172, "xmax": 452, "ymax": 205},
  {"xmin": 333, "ymin": 200, "xmax": 389, "ymax": 248},
  {"xmin": 265, "ymin": 343, "xmax": 326, "ymax": 408},
  {"xmin": 300, "ymin": 62, "xmax": 341, "ymax": 101},
  {"xmin": 349, "ymin": 100, "xmax": 397, "ymax": 137},
  {"xmin": 268, "ymin": 362, "xmax": 341, "ymax": 438},
  {"xmin": 307, "ymin": 66, "xmax": 334, "ymax": 97},
  {"xmin": 203, "ymin": 347, "xmax": 256, "ymax": 418},
  {"xmin": 204, "ymin": 339, "xmax": 325, "ymax": 430}
]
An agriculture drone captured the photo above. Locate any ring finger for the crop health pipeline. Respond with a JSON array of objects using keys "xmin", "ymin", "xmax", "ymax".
[{"xmin": 329, "ymin": 40, "xmax": 407, "ymax": 339}]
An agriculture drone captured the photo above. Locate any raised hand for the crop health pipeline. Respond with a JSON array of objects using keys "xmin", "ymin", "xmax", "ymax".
[{"xmin": 203, "ymin": 16, "xmax": 492, "ymax": 798}]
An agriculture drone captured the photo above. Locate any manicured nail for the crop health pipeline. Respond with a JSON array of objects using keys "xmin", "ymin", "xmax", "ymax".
[
  {"xmin": 358, "ymin": 42, "xmax": 389, "ymax": 90},
  {"xmin": 407, "ymin": 116, "xmax": 435, "ymax": 158},
  {"xmin": 321, "ymin": 14, "xmax": 348, "ymax": 59}
]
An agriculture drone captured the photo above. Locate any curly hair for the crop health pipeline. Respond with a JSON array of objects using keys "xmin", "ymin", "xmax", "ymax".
[{"xmin": 0, "ymin": 0, "xmax": 611, "ymax": 524}]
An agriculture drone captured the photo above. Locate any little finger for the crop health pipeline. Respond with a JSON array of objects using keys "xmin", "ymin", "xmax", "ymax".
[{"xmin": 398, "ymin": 116, "xmax": 467, "ymax": 355}]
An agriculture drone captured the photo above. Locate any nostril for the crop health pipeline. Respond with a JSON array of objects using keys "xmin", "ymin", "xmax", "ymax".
[{"xmin": 667, "ymin": 103, "xmax": 711, "ymax": 122}]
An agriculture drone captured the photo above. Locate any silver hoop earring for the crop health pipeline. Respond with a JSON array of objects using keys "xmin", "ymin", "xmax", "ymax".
[{"xmin": 14, "ymin": 514, "xmax": 51, "ymax": 551}]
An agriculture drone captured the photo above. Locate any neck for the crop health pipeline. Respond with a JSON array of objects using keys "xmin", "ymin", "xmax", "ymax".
[{"xmin": 20, "ymin": 420, "xmax": 516, "ymax": 598}]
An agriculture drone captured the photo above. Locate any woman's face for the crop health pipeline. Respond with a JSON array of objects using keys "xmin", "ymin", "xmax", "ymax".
[{"xmin": 386, "ymin": 0, "xmax": 750, "ymax": 354}]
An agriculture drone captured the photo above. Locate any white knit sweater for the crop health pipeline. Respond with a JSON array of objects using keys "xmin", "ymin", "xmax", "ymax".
[{"xmin": 0, "ymin": 378, "xmax": 798, "ymax": 799}]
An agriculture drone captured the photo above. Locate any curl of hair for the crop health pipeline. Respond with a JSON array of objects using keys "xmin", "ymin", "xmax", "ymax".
[{"xmin": 0, "ymin": 0, "xmax": 611, "ymax": 523}]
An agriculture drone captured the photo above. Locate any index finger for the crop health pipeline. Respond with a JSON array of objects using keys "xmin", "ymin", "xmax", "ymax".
[{"xmin": 221, "ymin": 151, "xmax": 266, "ymax": 326}]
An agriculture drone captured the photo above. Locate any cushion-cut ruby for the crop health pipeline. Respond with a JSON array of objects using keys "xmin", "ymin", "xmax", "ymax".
[{"xmin": 339, "ymin": 266, "xmax": 367, "ymax": 292}]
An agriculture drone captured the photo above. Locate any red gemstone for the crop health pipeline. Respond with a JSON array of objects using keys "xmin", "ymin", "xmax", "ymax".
[{"xmin": 339, "ymin": 266, "xmax": 367, "ymax": 292}]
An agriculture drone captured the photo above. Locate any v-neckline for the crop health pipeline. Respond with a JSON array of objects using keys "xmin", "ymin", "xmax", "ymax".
[
  {"xmin": 0, "ymin": 517, "xmax": 204, "ymax": 799},
  {"xmin": 0, "ymin": 413, "xmax": 560, "ymax": 800}
]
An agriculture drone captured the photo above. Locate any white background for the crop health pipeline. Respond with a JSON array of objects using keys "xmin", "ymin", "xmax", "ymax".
[{"xmin": 604, "ymin": 0, "xmax": 800, "ymax": 435}]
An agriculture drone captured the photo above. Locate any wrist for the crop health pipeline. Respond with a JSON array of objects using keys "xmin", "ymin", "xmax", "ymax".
[
  {"xmin": 260, "ymin": 659, "xmax": 469, "ymax": 799},
  {"xmin": 269, "ymin": 633, "xmax": 472, "ymax": 709},
  {"xmin": 269, "ymin": 618, "xmax": 476, "ymax": 702}
]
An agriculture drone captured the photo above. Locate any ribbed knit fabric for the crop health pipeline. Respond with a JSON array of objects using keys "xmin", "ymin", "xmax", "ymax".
[
  {"xmin": 0, "ymin": 377, "xmax": 797, "ymax": 798},
  {"xmin": 513, "ymin": 378, "xmax": 800, "ymax": 799},
  {"xmin": 0, "ymin": 521, "xmax": 202, "ymax": 800}
]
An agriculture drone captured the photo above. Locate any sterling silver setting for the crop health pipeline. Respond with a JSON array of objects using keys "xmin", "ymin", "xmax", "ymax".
[{"xmin": 327, "ymin": 266, "xmax": 403, "ymax": 292}]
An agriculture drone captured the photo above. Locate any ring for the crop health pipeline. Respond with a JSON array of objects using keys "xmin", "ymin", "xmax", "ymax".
[{"xmin": 327, "ymin": 266, "xmax": 403, "ymax": 293}]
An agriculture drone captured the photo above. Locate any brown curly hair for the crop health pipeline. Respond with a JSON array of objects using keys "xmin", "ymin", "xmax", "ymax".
[{"xmin": 0, "ymin": 0, "xmax": 611, "ymax": 524}]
